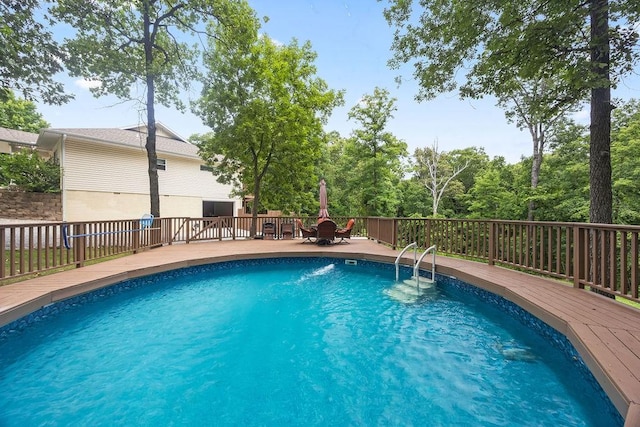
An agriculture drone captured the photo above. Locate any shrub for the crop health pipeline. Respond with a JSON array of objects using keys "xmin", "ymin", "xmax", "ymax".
[{"xmin": 0, "ymin": 149, "xmax": 60, "ymax": 193}]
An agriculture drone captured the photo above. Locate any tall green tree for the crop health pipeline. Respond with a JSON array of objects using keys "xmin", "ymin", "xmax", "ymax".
[
  {"xmin": 53, "ymin": 0, "xmax": 257, "ymax": 217},
  {"xmin": 534, "ymin": 120, "xmax": 590, "ymax": 222},
  {"xmin": 611, "ymin": 100, "xmax": 640, "ymax": 224},
  {"xmin": 0, "ymin": 91, "xmax": 50, "ymax": 132},
  {"xmin": 489, "ymin": 77, "xmax": 582, "ymax": 220},
  {"xmin": 383, "ymin": 0, "xmax": 640, "ymax": 224},
  {"xmin": 317, "ymin": 131, "xmax": 359, "ymax": 217},
  {"xmin": 196, "ymin": 32, "xmax": 343, "ymax": 235},
  {"xmin": 1, "ymin": 1, "xmax": 72, "ymax": 104},
  {"xmin": 466, "ymin": 160, "xmax": 526, "ymax": 220},
  {"xmin": 347, "ymin": 87, "xmax": 408, "ymax": 217},
  {"xmin": 442, "ymin": 146, "xmax": 490, "ymax": 216}
]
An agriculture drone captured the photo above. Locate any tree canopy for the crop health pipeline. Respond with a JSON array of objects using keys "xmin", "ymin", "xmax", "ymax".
[
  {"xmin": 1, "ymin": 1, "xmax": 72, "ymax": 105},
  {"xmin": 195, "ymin": 28, "xmax": 343, "ymax": 234},
  {"xmin": 346, "ymin": 87, "xmax": 408, "ymax": 217},
  {"xmin": 53, "ymin": 0, "xmax": 258, "ymax": 217},
  {"xmin": 383, "ymin": 0, "xmax": 640, "ymax": 223},
  {"xmin": 0, "ymin": 91, "xmax": 50, "ymax": 133}
]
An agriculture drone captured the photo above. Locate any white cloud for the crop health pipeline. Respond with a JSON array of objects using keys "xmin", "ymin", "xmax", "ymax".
[
  {"xmin": 75, "ymin": 79, "xmax": 102, "ymax": 90},
  {"xmin": 571, "ymin": 108, "xmax": 590, "ymax": 124},
  {"xmin": 259, "ymin": 32, "xmax": 283, "ymax": 46}
]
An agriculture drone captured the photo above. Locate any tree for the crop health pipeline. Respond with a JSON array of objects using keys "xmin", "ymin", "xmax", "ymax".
[
  {"xmin": 396, "ymin": 178, "xmax": 429, "ymax": 217},
  {"xmin": 1, "ymin": 1, "xmax": 72, "ymax": 105},
  {"xmin": 347, "ymin": 87, "xmax": 408, "ymax": 217},
  {"xmin": 534, "ymin": 120, "xmax": 590, "ymax": 222},
  {"xmin": 611, "ymin": 100, "xmax": 640, "ymax": 224},
  {"xmin": 491, "ymin": 78, "xmax": 581, "ymax": 220},
  {"xmin": 414, "ymin": 140, "xmax": 468, "ymax": 217},
  {"xmin": 439, "ymin": 146, "xmax": 489, "ymax": 216},
  {"xmin": 0, "ymin": 149, "xmax": 60, "ymax": 193},
  {"xmin": 53, "ymin": 0, "xmax": 257, "ymax": 217},
  {"xmin": 383, "ymin": 0, "xmax": 640, "ymax": 223},
  {"xmin": 466, "ymin": 169, "xmax": 522, "ymax": 220},
  {"xmin": 316, "ymin": 131, "xmax": 360, "ymax": 217},
  {"xmin": 195, "ymin": 32, "xmax": 343, "ymax": 235},
  {"xmin": 0, "ymin": 91, "xmax": 50, "ymax": 132}
]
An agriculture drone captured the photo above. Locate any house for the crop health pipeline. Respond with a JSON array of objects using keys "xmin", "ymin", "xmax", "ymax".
[
  {"xmin": 0, "ymin": 127, "xmax": 41, "ymax": 155},
  {"xmin": 36, "ymin": 123, "xmax": 240, "ymax": 222}
]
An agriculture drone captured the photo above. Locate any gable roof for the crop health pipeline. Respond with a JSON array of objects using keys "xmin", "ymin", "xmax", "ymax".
[
  {"xmin": 38, "ymin": 126, "xmax": 200, "ymax": 159},
  {"xmin": 0, "ymin": 127, "xmax": 39, "ymax": 146},
  {"xmin": 121, "ymin": 122, "xmax": 187, "ymax": 142}
]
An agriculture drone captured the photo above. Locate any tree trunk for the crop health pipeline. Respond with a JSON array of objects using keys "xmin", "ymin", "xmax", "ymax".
[
  {"xmin": 143, "ymin": 2, "xmax": 160, "ymax": 218},
  {"xmin": 527, "ymin": 124, "xmax": 543, "ymax": 221},
  {"xmin": 589, "ymin": 0, "xmax": 612, "ymax": 224},
  {"xmin": 251, "ymin": 176, "xmax": 260, "ymax": 238}
]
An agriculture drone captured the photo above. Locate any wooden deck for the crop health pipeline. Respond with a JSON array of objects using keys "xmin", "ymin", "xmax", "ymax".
[{"xmin": 1, "ymin": 238, "xmax": 639, "ymax": 425}]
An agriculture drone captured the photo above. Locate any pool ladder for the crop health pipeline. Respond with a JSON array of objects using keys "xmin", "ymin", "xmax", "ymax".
[{"xmin": 394, "ymin": 243, "xmax": 437, "ymax": 287}]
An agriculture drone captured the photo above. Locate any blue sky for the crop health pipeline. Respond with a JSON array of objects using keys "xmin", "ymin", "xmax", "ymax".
[{"xmin": 36, "ymin": 0, "xmax": 640, "ymax": 164}]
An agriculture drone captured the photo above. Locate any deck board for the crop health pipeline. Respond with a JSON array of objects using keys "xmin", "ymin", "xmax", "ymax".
[{"xmin": 1, "ymin": 238, "xmax": 640, "ymax": 425}]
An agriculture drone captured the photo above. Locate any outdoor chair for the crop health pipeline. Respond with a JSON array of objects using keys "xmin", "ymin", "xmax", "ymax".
[
  {"xmin": 335, "ymin": 218, "xmax": 355, "ymax": 244},
  {"xmin": 315, "ymin": 219, "xmax": 337, "ymax": 245},
  {"xmin": 296, "ymin": 219, "xmax": 317, "ymax": 243},
  {"xmin": 281, "ymin": 222, "xmax": 294, "ymax": 240}
]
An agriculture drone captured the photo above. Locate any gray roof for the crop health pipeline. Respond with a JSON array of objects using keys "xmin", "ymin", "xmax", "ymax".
[
  {"xmin": 38, "ymin": 127, "xmax": 200, "ymax": 158},
  {"xmin": 0, "ymin": 127, "xmax": 39, "ymax": 145}
]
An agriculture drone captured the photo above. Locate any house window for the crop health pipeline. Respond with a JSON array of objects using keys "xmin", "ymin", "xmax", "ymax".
[
  {"xmin": 156, "ymin": 158, "xmax": 166, "ymax": 170},
  {"xmin": 200, "ymin": 165, "xmax": 214, "ymax": 172}
]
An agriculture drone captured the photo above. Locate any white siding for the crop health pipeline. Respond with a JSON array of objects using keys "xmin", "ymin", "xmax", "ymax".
[
  {"xmin": 64, "ymin": 138, "xmax": 149, "ymax": 194},
  {"xmin": 158, "ymin": 156, "xmax": 233, "ymax": 199},
  {"xmin": 63, "ymin": 137, "xmax": 236, "ymax": 199},
  {"xmin": 64, "ymin": 191, "xmax": 231, "ymax": 221},
  {"xmin": 62, "ymin": 136, "xmax": 240, "ymax": 221}
]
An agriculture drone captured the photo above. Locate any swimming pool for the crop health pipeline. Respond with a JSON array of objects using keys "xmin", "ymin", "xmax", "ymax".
[{"xmin": 0, "ymin": 257, "xmax": 623, "ymax": 426}]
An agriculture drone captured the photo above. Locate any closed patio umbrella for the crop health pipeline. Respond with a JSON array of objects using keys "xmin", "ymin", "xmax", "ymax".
[{"xmin": 318, "ymin": 179, "xmax": 329, "ymax": 219}]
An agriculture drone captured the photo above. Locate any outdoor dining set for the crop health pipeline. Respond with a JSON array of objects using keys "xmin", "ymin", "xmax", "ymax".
[
  {"xmin": 296, "ymin": 218, "xmax": 355, "ymax": 245},
  {"xmin": 260, "ymin": 179, "xmax": 355, "ymax": 245}
]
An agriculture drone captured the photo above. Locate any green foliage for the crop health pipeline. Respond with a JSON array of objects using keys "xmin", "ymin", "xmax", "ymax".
[
  {"xmin": 346, "ymin": 87, "xmax": 408, "ymax": 217},
  {"xmin": 383, "ymin": 0, "xmax": 640, "ymax": 224},
  {"xmin": 466, "ymin": 163, "xmax": 525, "ymax": 220},
  {"xmin": 316, "ymin": 131, "xmax": 360, "ymax": 217},
  {"xmin": 53, "ymin": 0, "xmax": 259, "ymax": 216},
  {"xmin": 383, "ymin": 0, "xmax": 637, "ymax": 101},
  {"xmin": 0, "ymin": 149, "xmax": 60, "ymax": 193},
  {"xmin": 612, "ymin": 100, "xmax": 640, "ymax": 224},
  {"xmin": 534, "ymin": 121, "xmax": 590, "ymax": 222},
  {"xmin": 195, "ymin": 29, "xmax": 343, "ymax": 223},
  {"xmin": 0, "ymin": 91, "xmax": 50, "ymax": 132},
  {"xmin": 396, "ymin": 179, "xmax": 430, "ymax": 217},
  {"xmin": 1, "ymin": 1, "xmax": 72, "ymax": 104}
]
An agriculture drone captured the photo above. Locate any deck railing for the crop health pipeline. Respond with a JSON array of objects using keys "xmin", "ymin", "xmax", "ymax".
[{"xmin": 2, "ymin": 216, "xmax": 640, "ymax": 304}]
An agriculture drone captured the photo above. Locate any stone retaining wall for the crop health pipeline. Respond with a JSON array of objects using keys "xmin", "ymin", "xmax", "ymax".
[{"xmin": 0, "ymin": 190, "xmax": 62, "ymax": 221}]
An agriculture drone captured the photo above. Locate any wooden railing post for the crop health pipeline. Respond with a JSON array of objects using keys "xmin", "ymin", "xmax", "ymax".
[
  {"xmin": 166, "ymin": 218, "xmax": 173, "ymax": 245},
  {"xmin": 425, "ymin": 218, "xmax": 431, "ymax": 249},
  {"xmin": 74, "ymin": 223, "xmax": 86, "ymax": 268},
  {"xmin": 392, "ymin": 218, "xmax": 398, "ymax": 250},
  {"xmin": 132, "ymin": 219, "xmax": 140, "ymax": 254},
  {"xmin": 573, "ymin": 224, "xmax": 585, "ymax": 288},
  {"xmin": 488, "ymin": 221, "xmax": 495, "ymax": 266}
]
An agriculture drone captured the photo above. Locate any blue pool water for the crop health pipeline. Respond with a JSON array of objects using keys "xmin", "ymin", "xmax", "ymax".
[{"xmin": 0, "ymin": 258, "xmax": 622, "ymax": 426}]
